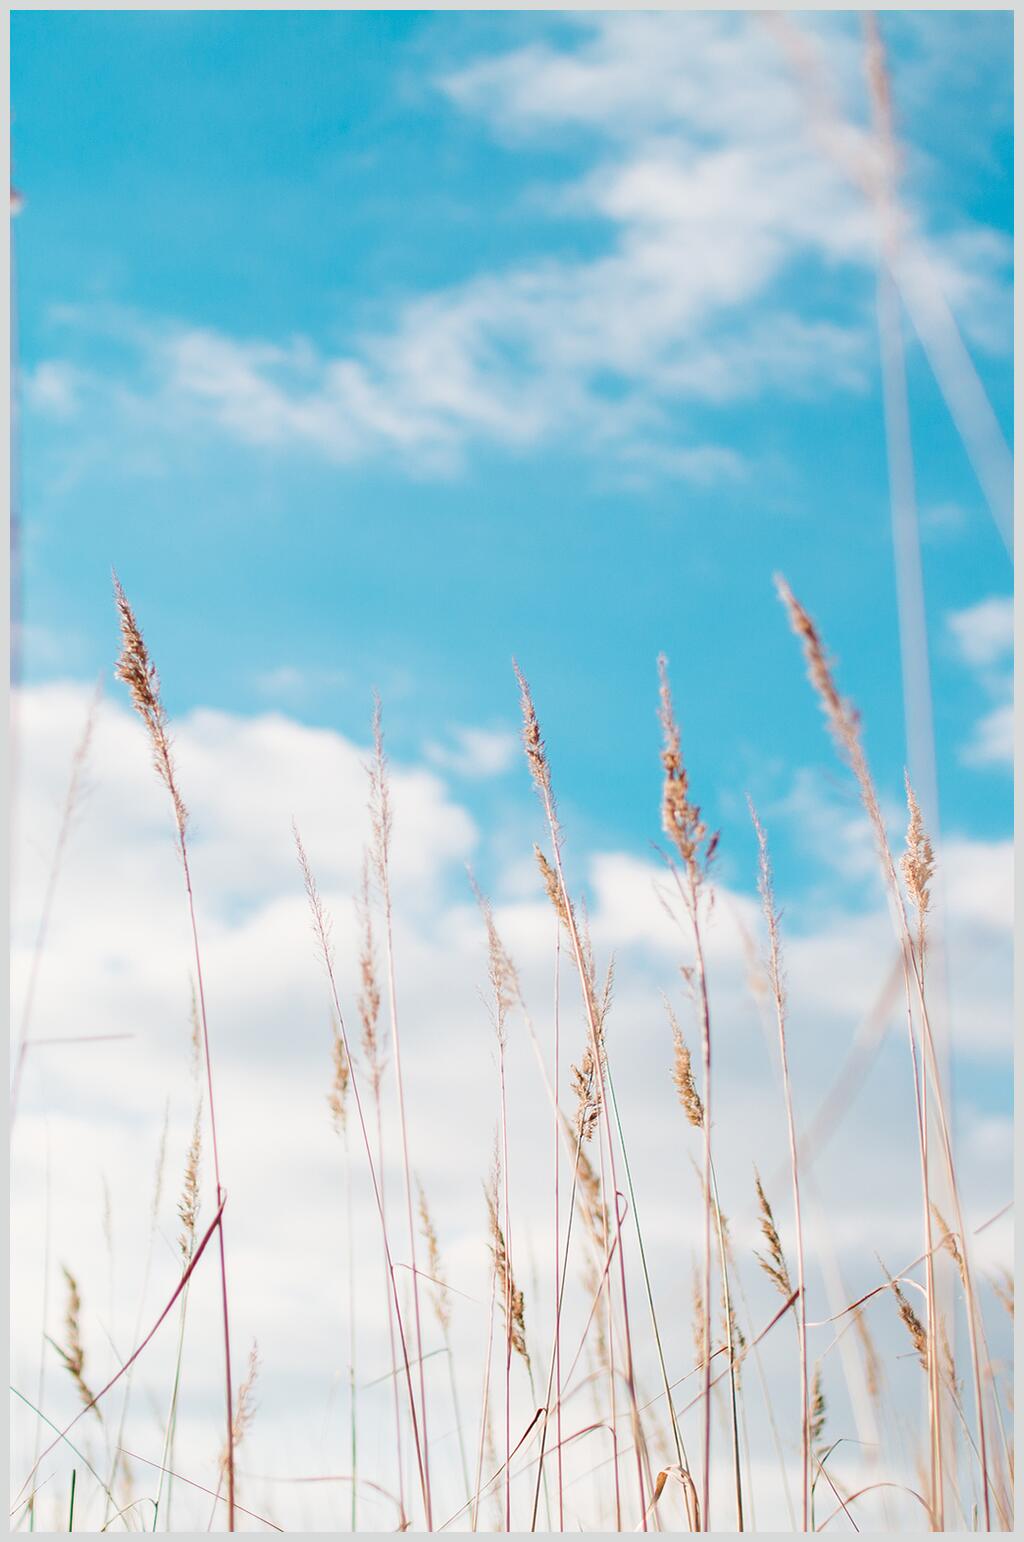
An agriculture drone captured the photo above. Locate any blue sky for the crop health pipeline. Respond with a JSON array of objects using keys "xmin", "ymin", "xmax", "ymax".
[
  {"xmin": 12, "ymin": 9, "xmax": 1012, "ymax": 890},
  {"xmin": 9, "ymin": 15, "xmax": 1014, "ymax": 1527}
]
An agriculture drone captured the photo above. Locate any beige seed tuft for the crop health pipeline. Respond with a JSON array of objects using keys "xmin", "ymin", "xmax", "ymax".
[
  {"xmin": 113, "ymin": 575, "xmax": 188, "ymax": 843},
  {"xmin": 178, "ymin": 1103, "xmax": 202, "ymax": 1263},
  {"xmin": 485, "ymin": 1149, "xmax": 529, "ymax": 1370},
  {"xmin": 657, "ymin": 655, "xmax": 717, "ymax": 883},
  {"xmin": 327, "ymin": 1013, "xmax": 351, "ymax": 1136},
  {"xmin": 417, "ymin": 1181, "xmax": 452, "ymax": 1335},
  {"xmin": 57, "ymin": 1267, "xmax": 101, "ymax": 1418},
  {"xmin": 667, "ymin": 1000, "xmax": 704, "ymax": 1128},
  {"xmin": 887, "ymin": 1272, "xmax": 929, "ymax": 1371},
  {"xmin": 753, "ymin": 1170, "xmax": 792, "ymax": 1298}
]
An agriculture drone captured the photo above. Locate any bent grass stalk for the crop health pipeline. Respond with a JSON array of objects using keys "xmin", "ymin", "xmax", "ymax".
[
  {"xmin": 112, "ymin": 577, "xmax": 236, "ymax": 1531},
  {"xmin": 777, "ymin": 575, "xmax": 992, "ymax": 1531},
  {"xmin": 515, "ymin": 661, "xmax": 648, "ymax": 1531},
  {"xmin": 356, "ymin": 859, "xmax": 407, "ymax": 1526},
  {"xmin": 369, "ymin": 701, "xmax": 433, "ymax": 1529},
  {"xmin": 749, "ymin": 805, "xmax": 810, "ymax": 1532},
  {"xmin": 294, "ymin": 825, "xmax": 429, "ymax": 1527},
  {"xmin": 656, "ymin": 654, "xmax": 719, "ymax": 1531}
]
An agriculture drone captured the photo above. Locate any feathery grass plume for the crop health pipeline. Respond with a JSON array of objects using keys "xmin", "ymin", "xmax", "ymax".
[
  {"xmin": 570, "ymin": 1043, "xmax": 602, "ymax": 1143},
  {"xmin": 56, "ymin": 1267, "xmax": 100, "ymax": 1417},
  {"xmin": 417, "ymin": 1181, "xmax": 451, "ymax": 1336},
  {"xmin": 356, "ymin": 857, "xmax": 384, "ymax": 1095},
  {"xmin": 901, "ymin": 774, "xmax": 935, "ymax": 926},
  {"xmin": 852, "ymin": 1309, "xmax": 882, "ymax": 1403},
  {"xmin": 187, "ymin": 979, "xmax": 202, "ymax": 1081},
  {"xmin": 113, "ymin": 574, "xmax": 188, "ymax": 845},
  {"xmin": 178, "ymin": 1105, "xmax": 202, "ymax": 1264},
  {"xmin": 368, "ymin": 695, "xmax": 394, "ymax": 888},
  {"xmin": 809, "ymin": 1367, "xmax": 826, "ymax": 1452},
  {"xmin": 471, "ymin": 875, "xmax": 518, "ymax": 1048},
  {"xmin": 753, "ymin": 1170, "xmax": 792, "ymax": 1298},
  {"xmin": 667, "ymin": 1000, "xmax": 703, "ymax": 1127},
  {"xmin": 327, "ymin": 1012, "xmax": 351, "ymax": 1136},
  {"xmin": 775, "ymin": 577, "xmax": 862, "ymax": 770},
  {"xmin": 930, "ymin": 1205, "xmax": 966, "ymax": 1288},
  {"xmin": 887, "ymin": 1274, "xmax": 929, "ymax": 1371},
  {"xmin": 295, "ymin": 823, "xmax": 333, "ymax": 970},
  {"xmin": 515, "ymin": 661, "xmax": 553, "ymax": 803},
  {"xmin": 991, "ymin": 1268, "xmax": 1014, "ymax": 1319},
  {"xmin": 657, "ymin": 654, "xmax": 718, "ymax": 885},
  {"xmin": 569, "ymin": 955, "xmax": 612, "ymax": 1143},
  {"xmin": 534, "ymin": 845, "xmax": 570, "ymax": 933},
  {"xmin": 485, "ymin": 1148, "xmax": 529, "ymax": 1370},
  {"xmin": 221, "ymin": 1341, "xmax": 261, "ymax": 1473}
]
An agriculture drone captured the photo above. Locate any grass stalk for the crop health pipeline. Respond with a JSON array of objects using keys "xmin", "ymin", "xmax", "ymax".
[
  {"xmin": 515, "ymin": 660, "xmax": 647, "ymax": 1529},
  {"xmin": 370, "ymin": 702, "xmax": 432, "ymax": 1528},
  {"xmin": 777, "ymin": 574, "xmax": 992, "ymax": 1530},
  {"xmin": 750, "ymin": 806, "xmax": 810, "ymax": 1530},
  {"xmin": 294, "ymin": 825, "xmax": 429, "ymax": 1525},
  {"xmin": 112, "ymin": 578, "xmax": 236, "ymax": 1530}
]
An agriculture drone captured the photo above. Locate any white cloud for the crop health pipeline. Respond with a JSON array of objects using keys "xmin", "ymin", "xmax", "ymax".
[
  {"xmin": 29, "ymin": 15, "xmax": 1008, "ymax": 488},
  {"xmin": 9, "ymin": 680, "xmax": 1012, "ymax": 1528},
  {"xmin": 947, "ymin": 596, "xmax": 1013, "ymax": 770},
  {"xmin": 253, "ymin": 663, "xmax": 350, "ymax": 701},
  {"xmin": 962, "ymin": 702, "xmax": 1013, "ymax": 769},
  {"xmin": 23, "ymin": 360, "xmax": 83, "ymax": 418},
  {"xmin": 424, "ymin": 724, "xmax": 520, "ymax": 779},
  {"xmin": 948, "ymin": 595, "xmax": 1013, "ymax": 669}
]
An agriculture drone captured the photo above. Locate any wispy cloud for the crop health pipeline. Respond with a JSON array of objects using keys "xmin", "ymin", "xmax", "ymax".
[
  {"xmin": 424, "ymin": 724, "xmax": 520, "ymax": 779},
  {"xmin": 26, "ymin": 14, "xmax": 1009, "ymax": 487},
  {"xmin": 948, "ymin": 595, "xmax": 1013, "ymax": 669},
  {"xmin": 948, "ymin": 596, "xmax": 1013, "ymax": 770}
]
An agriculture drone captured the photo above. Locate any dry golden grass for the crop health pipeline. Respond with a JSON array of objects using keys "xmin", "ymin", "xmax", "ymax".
[{"xmin": 9, "ymin": 573, "xmax": 1010, "ymax": 1536}]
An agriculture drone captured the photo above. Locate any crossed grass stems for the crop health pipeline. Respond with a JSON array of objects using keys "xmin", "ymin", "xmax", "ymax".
[{"xmin": 10, "ymin": 573, "xmax": 1012, "ymax": 1534}]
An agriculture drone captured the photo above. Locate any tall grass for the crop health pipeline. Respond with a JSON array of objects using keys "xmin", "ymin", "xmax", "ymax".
[{"xmin": 8, "ymin": 576, "xmax": 1012, "ymax": 1535}]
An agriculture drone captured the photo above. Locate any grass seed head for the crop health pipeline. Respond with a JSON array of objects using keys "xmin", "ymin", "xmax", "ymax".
[
  {"xmin": 657, "ymin": 655, "xmax": 716, "ymax": 884},
  {"xmin": 418, "ymin": 1180, "xmax": 452, "ymax": 1335},
  {"xmin": 356, "ymin": 857, "xmax": 384, "ymax": 1094},
  {"xmin": 327, "ymin": 1013, "xmax": 351, "ymax": 1136},
  {"xmin": 810, "ymin": 1365, "xmax": 827, "ymax": 1452},
  {"xmin": 113, "ymin": 574, "xmax": 188, "ymax": 842},
  {"xmin": 667, "ymin": 1000, "xmax": 704, "ymax": 1127},
  {"xmin": 754, "ymin": 1169, "xmax": 792, "ymax": 1298},
  {"xmin": 58, "ymin": 1266, "xmax": 100, "ymax": 1417},
  {"xmin": 889, "ymin": 1276, "xmax": 929, "ymax": 1371},
  {"xmin": 178, "ymin": 1104, "xmax": 202, "ymax": 1263},
  {"xmin": 902, "ymin": 773, "xmax": 935, "ymax": 929},
  {"xmin": 485, "ymin": 1146, "xmax": 529, "ymax": 1370},
  {"xmin": 514, "ymin": 660, "xmax": 552, "ymax": 803}
]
